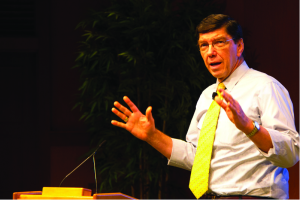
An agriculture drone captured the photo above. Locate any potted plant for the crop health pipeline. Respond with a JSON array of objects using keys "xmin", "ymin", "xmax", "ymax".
[{"xmin": 74, "ymin": 0, "xmax": 214, "ymax": 198}]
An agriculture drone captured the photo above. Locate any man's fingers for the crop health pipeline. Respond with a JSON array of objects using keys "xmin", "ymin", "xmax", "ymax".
[
  {"xmin": 217, "ymin": 90, "xmax": 240, "ymax": 116},
  {"xmin": 226, "ymin": 102, "xmax": 232, "ymax": 112},
  {"xmin": 215, "ymin": 96, "xmax": 227, "ymax": 110},
  {"xmin": 114, "ymin": 100, "xmax": 132, "ymax": 116},
  {"xmin": 112, "ymin": 107, "xmax": 128, "ymax": 121},
  {"xmin": 218, "ymin": 89, "xmax": 236, "ymax": 109},
  {"xmin": 123, "ymin": 96, "xmax": 140, "ymax": 113},
  {"xmin": 111, "ymin": 120, "xmax": 126, "ymax": 129},
  {"xmin": 219, "ymin": 89, "xmax": 233, "ymax": 104},
  {"xmin": 145, "ymin": 106, "xmax": 153, "ymax": 121},
  {"xmin": 215, "ymin": 92, "xmax": 235, "ymax": 114}
]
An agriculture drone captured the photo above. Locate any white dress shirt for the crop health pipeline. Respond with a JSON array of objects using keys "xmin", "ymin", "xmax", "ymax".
[{"xmin": 168, "ymin": 61, "xmax": 299, "ymax": 199}]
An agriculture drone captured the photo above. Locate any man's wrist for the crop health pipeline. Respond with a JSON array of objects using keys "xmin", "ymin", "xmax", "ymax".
[
  {"xmin": 246, "ymin": 121, "xmax": 260, "ymax": 138},
  {"xmin": 145, "ymin": 128, "xmax": 160, "ymax": 143},
  {"xmin": 240, "ymin": 117, "xmax": 254, "ymax": 134},
  {"xmin": 146, "ymin": 128, "xmax": 172, "ymax": 159}
]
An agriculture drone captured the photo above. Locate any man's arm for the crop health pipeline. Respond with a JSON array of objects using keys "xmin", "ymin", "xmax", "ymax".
[
  {"xmin": 215, "ymin": 88, "xmax": 273, "ymax": 153},
  {"xmin": 111, "ymin": 96, "xmax": 173, "ymax": 159}
]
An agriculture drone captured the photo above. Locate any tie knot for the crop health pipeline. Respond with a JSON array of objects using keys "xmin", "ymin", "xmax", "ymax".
[{"xmin": 218, "ymin": 82, "xmax": 226, "ymax": 90}]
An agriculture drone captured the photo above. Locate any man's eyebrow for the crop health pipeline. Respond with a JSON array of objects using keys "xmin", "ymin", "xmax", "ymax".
[{"xmin": 198, "ymin": 36, "xmax": 227, "ymax": 43}]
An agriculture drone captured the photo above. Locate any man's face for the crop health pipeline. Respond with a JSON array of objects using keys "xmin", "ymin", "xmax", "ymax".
[{"xmin": 198, "ymin": 26, "xmax": 244, "ymax": 82}]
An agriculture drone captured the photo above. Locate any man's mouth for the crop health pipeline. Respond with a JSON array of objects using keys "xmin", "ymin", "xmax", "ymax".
[{"xmin": 210, "ymin": 62, "xmax": 222, "ymax": 66}]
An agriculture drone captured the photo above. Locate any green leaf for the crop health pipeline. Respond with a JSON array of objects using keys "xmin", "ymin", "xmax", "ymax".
[{"xmin": 74, "ymin": 0, "xmax": 215, "ymax": 197}]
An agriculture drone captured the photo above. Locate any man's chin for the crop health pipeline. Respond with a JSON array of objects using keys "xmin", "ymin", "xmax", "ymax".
[
  {"xmin": 210, "ymin": 72, "xmax": 222, "ymax": 79},
  {"xmin": 211, "ymin": 72, "xmax": 226, "ymax": 82}
]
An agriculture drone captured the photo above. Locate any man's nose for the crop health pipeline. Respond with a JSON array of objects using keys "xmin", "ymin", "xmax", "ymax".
[{"xmin": 207, "ymin": 45, "xmax": 217, "ymax": 56}]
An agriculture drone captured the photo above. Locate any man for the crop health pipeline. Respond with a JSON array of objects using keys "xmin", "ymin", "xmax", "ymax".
[{"xmin": 111, "ymin": 14, "xmax": 299, "ymax": 199}]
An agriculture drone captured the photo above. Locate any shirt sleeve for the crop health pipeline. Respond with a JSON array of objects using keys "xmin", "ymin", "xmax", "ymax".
[
  {"xmin": 168, "ymin": 138, "xmax": 196, "ymax": 170},
  {"xmin": 257, "ymin": 81, "xmax": 299, "ymax": 168}
]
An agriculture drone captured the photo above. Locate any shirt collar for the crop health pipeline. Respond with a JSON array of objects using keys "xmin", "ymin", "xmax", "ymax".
[{"xmin": 216, "ymin": 61, "xmax": 249, "ymax": 92}]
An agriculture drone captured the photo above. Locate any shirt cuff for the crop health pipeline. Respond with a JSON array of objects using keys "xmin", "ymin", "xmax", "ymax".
[{"xmin": 257, "ymin": 128, "xmax": 299, "ymax": 168}]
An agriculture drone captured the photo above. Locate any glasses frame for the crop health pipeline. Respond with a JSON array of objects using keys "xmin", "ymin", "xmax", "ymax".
[{"xmin": 199, "ymin": 38, "xmax": 235, "ymax": 52}]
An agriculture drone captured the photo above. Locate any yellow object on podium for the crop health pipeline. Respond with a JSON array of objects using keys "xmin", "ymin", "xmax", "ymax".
[{"xmin": 13, "ymin": 187, "xmax": 137, "ymax": 199}]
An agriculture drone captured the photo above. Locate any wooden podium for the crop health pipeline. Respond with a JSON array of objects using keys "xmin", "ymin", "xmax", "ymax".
[{"xmin": 13, "ymin": 187, "xmax": 137, "ymax": 199}]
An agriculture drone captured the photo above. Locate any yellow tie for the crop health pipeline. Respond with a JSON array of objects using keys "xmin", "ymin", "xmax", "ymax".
[{"xmin": 189, "ymin": 82, "xmax": 226, "ymax": 199}]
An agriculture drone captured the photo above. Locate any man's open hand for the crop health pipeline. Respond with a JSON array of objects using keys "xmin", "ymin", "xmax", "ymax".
[
  {"xmin": 215, "ymin": 88, "xmax": 253, "ymax": 133},
  {"xmin": 111, "ymin": 96, "xmax": 156, "ymax": 142}
]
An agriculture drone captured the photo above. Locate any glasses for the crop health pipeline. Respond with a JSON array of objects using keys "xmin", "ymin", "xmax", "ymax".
[{"xmin": 199, "ymin": 38, "xmax": 234, "ymax": 52}]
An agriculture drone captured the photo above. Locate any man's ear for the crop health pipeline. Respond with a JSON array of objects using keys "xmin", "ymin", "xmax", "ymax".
[{"xmin": 237, "ymin": 38, "xmax": 244, "ymax": 57}]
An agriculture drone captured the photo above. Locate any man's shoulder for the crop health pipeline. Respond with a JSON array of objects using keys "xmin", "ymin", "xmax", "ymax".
[
  {"xmin": 243, "ymin": 68, "xmax": 280, "ymax": 85},
  {"xmin": 239, "ymin": 68, "xmax": 290, "ymax": 95}
]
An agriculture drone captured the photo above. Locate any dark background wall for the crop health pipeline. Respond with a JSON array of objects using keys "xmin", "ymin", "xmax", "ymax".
[{"xmin": 0, "ymin": 0, "xmax": 298, "ymax": 199}]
